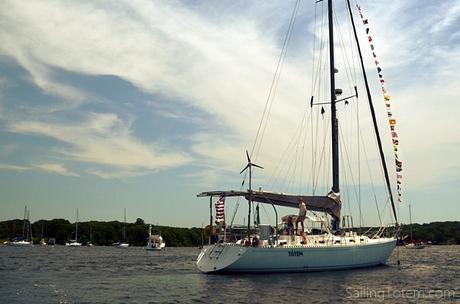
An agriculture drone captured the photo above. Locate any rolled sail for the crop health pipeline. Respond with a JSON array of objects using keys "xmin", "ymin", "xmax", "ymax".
[{"xmin": 197, "ymin": 190, "xmax": 341, "ymax": 221}]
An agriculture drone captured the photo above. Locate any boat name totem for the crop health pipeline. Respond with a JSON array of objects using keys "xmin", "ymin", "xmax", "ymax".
[{"xmin": 288, "ymin": 250, "xmax": 303, "ymax": 257}]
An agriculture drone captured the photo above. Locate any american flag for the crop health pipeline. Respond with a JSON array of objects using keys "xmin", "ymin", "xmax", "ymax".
[{"xmin": 215, "ymin": 196, "xmax": 225, "ymax": 222}]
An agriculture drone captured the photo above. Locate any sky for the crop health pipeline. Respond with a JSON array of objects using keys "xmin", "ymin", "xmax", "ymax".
[{"xmin": 0, "ymin": 0, "xmax": 459, "ymax": 228}]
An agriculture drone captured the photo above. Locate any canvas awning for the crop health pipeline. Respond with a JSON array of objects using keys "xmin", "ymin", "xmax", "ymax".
[{"xmin": 197, "ymin": 190, "xmax": 341, "ymax": 220}]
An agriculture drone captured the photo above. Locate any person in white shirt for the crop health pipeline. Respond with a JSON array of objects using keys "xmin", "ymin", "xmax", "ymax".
[{"xmin": 296, "ymin": 198, "xmax": 307, "ymax": 235}]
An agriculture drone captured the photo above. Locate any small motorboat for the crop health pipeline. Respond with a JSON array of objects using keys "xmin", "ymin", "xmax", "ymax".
[{"xmin": 145, "ymin": 225, "xmax": 165, "ymax": 251}]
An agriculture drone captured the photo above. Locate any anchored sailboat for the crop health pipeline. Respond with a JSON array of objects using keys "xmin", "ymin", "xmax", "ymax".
[
  {"xmin": 404, "ymin": 204, "xmax": 424, "ymax": 249},
  {"xmin": 196, "ymin": 0, "xmax": 401, "ymax": 273},
  {"xmin": 66, "ymin": 208, "xmax": 82, "ymax": 247},
  {"xmin": 115, "ymin": 208, "xmax": 130, "ymax": 248},
  {"xmin": 87, "ymin": 225, "xmax": 94, "ymax": 247},
  {"xmin": 9, "ymin": 206, "xmax": 33, "ymax": 246},
  {"xmin": 40, "ymin": 223, "xmax": 47, "ymax": 246}
]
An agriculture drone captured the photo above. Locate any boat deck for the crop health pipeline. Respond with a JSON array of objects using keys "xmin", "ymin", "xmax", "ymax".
[{"xmin": 230, "ymin": 233, "xmax": 393, "ymax": 248}]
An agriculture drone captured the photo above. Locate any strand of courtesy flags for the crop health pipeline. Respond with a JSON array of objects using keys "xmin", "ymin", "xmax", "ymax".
[{"xmin": 356, "ymin": 3, "xmax": 403, "ymax": 203}]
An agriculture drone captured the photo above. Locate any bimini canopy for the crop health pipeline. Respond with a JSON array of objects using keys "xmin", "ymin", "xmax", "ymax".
[{"xmin": 197, "ymin": 190, "xmax": 341, "ymax": 221}]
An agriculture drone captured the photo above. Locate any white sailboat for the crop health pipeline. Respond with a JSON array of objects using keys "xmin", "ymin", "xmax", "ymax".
[
  {"xmin": 196, "ymin": 0, "xmax": 401, "ymax": 273},
  {"xmin": 10, "ymin": 240, "xmax": 33, "ymax": 246},
  {"xmin": 86, "ymin": 226, "xmax": 94, "ymax": 247},
  {"xmin": 66, "ymin": 208, "xmax": 82, "ymax": 247},
  {"xmin": 145, "ymin": 225, "xmax": 165, "ymax": 251},
  {"xmin": 115, "ymin": 208, "xmax": 130, "ymax": 248},
  {"xmin": 10, "ymin": 206, "xmax": 33, "ymax": 246},
  {"xmin": 40, "ymin": 223, "xmax": 47, "ymax": 246},
  {"xmin": 404, "ymin": 204, "xmax": 424, "ymax": 249}
]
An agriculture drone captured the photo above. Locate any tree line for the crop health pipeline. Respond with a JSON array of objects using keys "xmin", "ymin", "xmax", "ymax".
[
  {"xmin": 0, "ymin": 219, "xmax": 458, "ymax": 246},
  {"xmin": 352, "ymin": 221, "xmax": 460, "ymax": 245},
  {"xmin": 0, "ymin": 218, "xmax": 206, "ymax": 247},
  {"xmin": 399, "ymin": 221, "xmax": 460, "ymax": 244}
]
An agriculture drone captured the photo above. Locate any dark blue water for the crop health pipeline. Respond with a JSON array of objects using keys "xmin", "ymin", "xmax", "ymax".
[{"xmin": 0, "ymin": 245, "xmax": 458, "ymax": 303}]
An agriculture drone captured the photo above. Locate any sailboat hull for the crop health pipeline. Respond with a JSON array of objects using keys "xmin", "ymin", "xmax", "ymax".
[
  {"xmin": 404, "ymin": 243, "xmax": 425, "ymax": 249},
  {"xmin": 197, "ymin": 238, "xmax": 396, "ymax": 273},
  {"xmin": 145, "ymin": 243, "xmax": 165, "ymax": 251},
  {"xmin": 115, "ymin": 243, "xmax": 130, "ymax": 248},
  {"xmin": 65, "ymin": 242, "xmax": 82, "ymax": 247},
  {"xmin": 9, "ymin": 241, "xmax": 33, "ymax": 246}
]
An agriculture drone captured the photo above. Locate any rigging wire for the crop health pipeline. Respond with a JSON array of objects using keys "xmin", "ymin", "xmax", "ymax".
[
  {"xmin": 313, "ymin": 113, "xmax": 331, "ymax": 193},
  {"xmin": 346, "ymin": 0, "xmax": 394, "ymax": 229},
  {"xmin": 339, "ymin": 125, "xmax": 362, "ymax": 225},
  {"xmin": 252, "ymin": 0, "xmax": 301, "ymax": 162},
  {"xmin": 311, "ymin": 1, "xmax": 327, "ymax": 195},
  {"xmin": 265, "ymin": 1, "xmax": 325, "ymax": 193},
  {"xmin": 267, "ymin": 108, "xmax": 312, "ymax": 190},
  {"xmin": 334, "ymin": 10, "xmax": 355, "ymax": 95},
  {"xmin": 358, "ymin": 126, "xmax": 384, "ymax": 226},
  {"xmin": 356, "ymin": 99, "xmax": 362, "ymax": 229},
  {"xmin": 331, "ymin": 3, "xmax": 366, "ymax": 229},
  {"xmin": 230, "ymin": 0, "xmax": 395, "ymax": 231},
  {"xmin": 298, "ymin": 108, "xmax": 311, "ymax": 194},
  {"xmin": 231, "ymin": 0, "xmax": 302, "ymax": 227},
  {"xmin": 352, "ymin": 26, "xmax": 362, "ymax": 231},
  {"xmin": 310, "ymin": 2, "xmax": 319, "ymax": 98},
  {"xmin": 345, "ymin": 0, "xmax": 358, "ymax": 86},
  {"xmin": 339, "ymin": 140, "xmax": 353, "ymax": 220}
]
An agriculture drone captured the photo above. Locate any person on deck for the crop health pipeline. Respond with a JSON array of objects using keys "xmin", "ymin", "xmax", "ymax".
[
  {"xmin": 286, "ymin": 216, "xmax": 294, "ymax": 236},
  {"xmin": 210, "ymin": 227, "xmax": 218, "ymax": 244},
  {"xmin": 252, "ymin": 236, "xmax": 260, "ymax": 247},
  {"xmin": 295, "ymin": 198, "xmax": 307, "ymax": 235},
  {"xmin": 301, "ymin": 232, "xmax": 308, "ymax": 245}
]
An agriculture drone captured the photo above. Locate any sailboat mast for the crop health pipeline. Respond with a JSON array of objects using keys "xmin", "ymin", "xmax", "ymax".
[
  {"xmin": 123, "ymin": 208, "xmax": 126, "ymax": 241},
  {"xmin": 328, "ymin": 0, "xmax": 340, "ymax": 194},
  {"xmin": 345, "ymin": 0, "xmax": 398, "ymax": 224},
  {"xmin": 76, "ymin": 208, "xmax": 79, "ymax": 241},
  {"xmin": 26, "ymin": 210, "xmax": 30, "ymax": 241},
  {"xmin": 22, "ymin": 205, "xmax": 27, "ymax": 239},
  {"xmin": 148, "ymin": 224, "xmax": 152, "ymax": 247},
  {"xmin": 409, "ymin": 203, "xmax": 413, "ymax": 240},
  {"xmin": 28, "ymin": 211, "xmax": 33, "ymax": 241},
  {"xmin": 247, "ymin": 166, "xmax": 252, "ymax": 240}
]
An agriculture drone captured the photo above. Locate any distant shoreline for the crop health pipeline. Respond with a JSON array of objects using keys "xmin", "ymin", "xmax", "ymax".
[{"xmin": 1, "ymin": 219, "xmax": 458, "ymax": 246}]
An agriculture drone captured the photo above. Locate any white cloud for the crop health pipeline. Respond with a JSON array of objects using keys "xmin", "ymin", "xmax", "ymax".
[
  {"xmin": 0, "ymin": 0, "xmax": 308, "ymax": 180},
  {"xmin": 0, "ymin": 163, "xmax": 30, "ymax": 172},
  {"xmin": 0, "ymin": 162, "xmax": 78, "ymax": 177},
  {"xmin": 32, "ymin": 163, "xmax": 79, "ymax": 177},
  {"xmin": 0, "ymin": 0, "xmax": 459, "ymax": 190},
  {"xmin": 9, "ymin": 112, "xmax": 190, "ymax": 172},
  {"xmin": 0, "ymin": 40, "xmax": 88, "ymax": 108},
  {"xmin": 86, "ymin": 168, "xmax": 150, "ymax": 179},
  {"xmin": 0, "ymin": 163, "xmax": 79, "ymax": 177},
  {"xmin": 428, "ymin": 1, "xmax": 460, "ymax": 35}
]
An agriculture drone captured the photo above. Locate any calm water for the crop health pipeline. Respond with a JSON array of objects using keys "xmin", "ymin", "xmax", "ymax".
[{"xmin": 0, "ymin": 245, "xmax": 458, "ymax": 303}]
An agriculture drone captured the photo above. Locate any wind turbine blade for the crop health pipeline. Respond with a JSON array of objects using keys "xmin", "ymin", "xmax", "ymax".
[
  {"xmin": 240, "ymin": 164, "xmax": 250, "ymax": 174},
  {"xmin": 246, "ymin": 150, "xmax": 251, "ymax": 162},
  {"xmin": 252, "ymin": 163, "xmax": 264, "ymax": 169}
]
